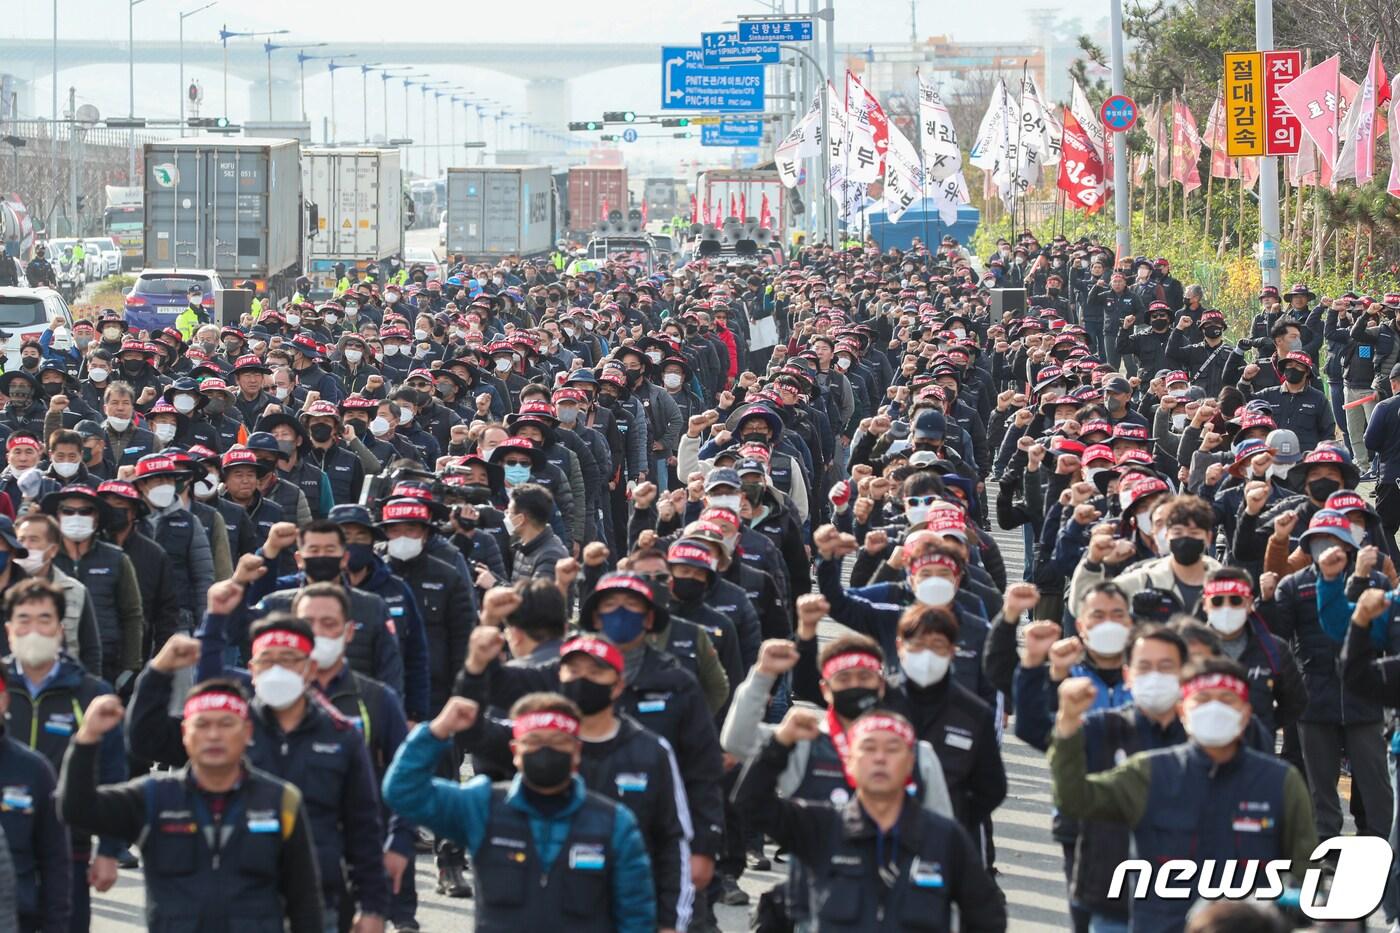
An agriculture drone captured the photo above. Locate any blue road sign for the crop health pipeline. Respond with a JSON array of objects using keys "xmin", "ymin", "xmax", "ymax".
[
  {"xmin": 702, "ymin": 31, "xmax": 780, "ymax": 66},
  {"xmin": 661, "ymin": 46, "xmax": 765, "ymax": 112},
  {"xmin": 702, "ymin": 122, "xmax": 764, "ymax": 147},
  {"xmin": 738, "ymin": 19, "xmax": 813, "ymax": 42},
  {"xmin": 622, "ymin": 128, "xmax": 639, "ymax": 143}
]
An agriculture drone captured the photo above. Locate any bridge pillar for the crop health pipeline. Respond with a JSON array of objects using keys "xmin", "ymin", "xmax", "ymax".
[
  {"xmin": 524, "ymin": 77, "xmax": 570, "ymax": 164},
  {"xmin": 0, "ymin": 74, "xmax": 33, "ymax": 121},
  {"xmin": 247, "ymin": 76, "xmax": 301, "ymax": 124}
]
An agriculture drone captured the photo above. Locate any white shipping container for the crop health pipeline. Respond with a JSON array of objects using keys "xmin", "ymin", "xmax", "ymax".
[{"xmin": 302, "ymin": 148, "xmax": 402, "ymax": 261}]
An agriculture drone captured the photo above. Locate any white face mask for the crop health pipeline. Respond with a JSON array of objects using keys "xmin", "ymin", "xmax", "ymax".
[
  {"xmin": 254, "ymin": 664, "xmax": 306, "ymax": 710},
  {"xmin": 906, "ymin": 504, "xmax": 932, "ymax": 527},
  {"xmin": 311, "ymin": 634, "xmax": 347, "ymax": 669},
  {"xmin": 495, "ymin": 357, "xmax": 512, "ymax": 372},
  {"xmin": 1136, "ymin": 511, "xmax": 1153, "ymax": 537},
  {"xmin": 172, "ymin": 395, "xmax": 198, "ymax": 415},
  {"xmin": 52, "ymin": 460, "xmax": 80, "ymax": 479},
  {"xmin": 1184, "ymin": 699, "xmax": 1245, "ymax": 747},
  {"xmin": 1207, "ymin": 606, "xmax": 1249, "ymax": 635},
  {"xmin": 274, "ymin": 386, "xmax": 290, "ymax": 401},
  {"xmin": 145, "ymin": 482, "xmax": 177, "ymax": 509},
  {"xmin": 914, "ymin": 575, "xmax": 956, "ymax": 608},
  {"xmin": 11, "ymin": 630, "xmax": 61, "ymax": 668},
  {"xmin": 15, "ymin": 551, "xmax": 49, "ymax": 576},
  {"xmin": 60, "ymin": 515, "xmax": 95, "ymax": 542},
  {"xmin": 154, "ymin": 423, "xmax": 178, "ymax": 443},
  {"xmin": 285, "ymin": 313, "xmax": 302, "ymax": 327},
  {"xmin": 369, "ymin": 416, "xmax": 391, "ymax": 438},
  {"xmin": 836, "ymin": 356, "xmax": 852, "ymax": 371},
  {"xmin": 382, "ymin": 344, "xmax": 401, "ymax": 357},
  {"xmin": 1083, "ymin": 621, "xmax": 1130, "ymax": 656},
  {"xmin": 344, "ymin": 349, "xmax": 363, "ymax": 364},
  {"xmin": 106, "ymin": 416, "xmax": 131, "ymax": 433},
  {"xmin": 662, "ymin": 373, "xmax": 683, "ymax": 390},
  {"xmin": 1152, "ymin": 528, "xmax": 1169, "ymax": 555},
  {"xmin": 646, "ymin": 350, "xmax": 663, "ymax": 365},
  {"xmin": 386, "ymin": 535, "xmax": 423, "ymax": 561},
  {"xmin": 88, "ymin": 367, "xmax": 109, "ymax": 383},
  {"xmin": 194, "ymin": 476, "xmax": 217, "ymax": 499},
  {"xmin": 415, "ymin": 328, "xmax": 429, "ymax": 342},
  {"xmin": 901, "ymin": 649, "xmax": 951, "ymax": 687},
  {"xmin": 1171, "ymin": 413, "xmax": 1188, "ymax": 432},
  {"xmin": 707, "ymin": 494, "xmax": 741, "ymax": 514},
  {"xmin": 1131, "ymin": 671, "xmax": 1181, "ymax": 715},
  {"xmin": 399, "ymin": 407, "xmax": 415, "ymax": 427}
]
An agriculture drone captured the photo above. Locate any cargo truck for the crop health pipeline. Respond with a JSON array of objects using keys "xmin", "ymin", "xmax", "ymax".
[
  {"xmin": 142, "ymin": 137, "xmax": 303, "ymax": 297},
  {"xmin": 302, "ymin": 147, "xmax": 403, "ymax": 299},
  {"xmin": 566, "ymin": 166, "xmax": 627, "ymax": 235},
  {"xmin": 102, "ymin": 186, "xmax": 144, "ymax": 271},
  {"xmin": 443, "ymin": 166, "xmax": 555, "ymax": 261},
  {"xmin": 695, "ymin": 169, "xmax": 790, "ymax": 252}
]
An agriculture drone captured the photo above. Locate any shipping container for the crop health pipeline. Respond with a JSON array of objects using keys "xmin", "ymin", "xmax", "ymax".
[
  {"xmin": 566, "ymin": 166, "xmax": 627, "ymax": 234},
  {"xmin": 444, "ymin": 166, "xmax": 555, "ymax": 260},
  {"xmin": 866, "ymin": 202, "xmax": 981, "ymax": 253},
  {"xmin": 695, "ymin": 169, "xmax": 789, "ymax": 247},
  {"xmin": 143, "ymin": 137, "xmax": 302, "ymax": 291},
  {"xmin": 302, "ymin": 148, "xmax": 402, "ymax": 264}
]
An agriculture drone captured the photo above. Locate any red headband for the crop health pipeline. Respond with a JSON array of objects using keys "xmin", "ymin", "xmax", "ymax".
[
  {"xmin": 6, "ymin": 436, "xmax": 41, "ymax": 452},
  {"xmin": 848, "ymin": 714, "xmax": 915, "ymax": 748},
  {"xmin": 821, "ymin": 651, "xmax": 883, "ymax": 681},
  {"xmin": 909, "ymin": 553, "xmax": 959, "ymax": 577},
  {"xmin": 511, "ymin": 711, "xmax": 580, "ymax": 739},
  {"xmin": 1181, "ymin": 672, "xmax": 1249, "ymax": 703},
  {"xmin": 183, "ymin": 691, "xmax": 249, "ymax": 721},
  {"xmin": 1203, "ymin": 579, "xmax": 1253, "ymax": 600},
  {"xmin": 251, "ymin": 630, "xmax": 313, "ymax": 657}
]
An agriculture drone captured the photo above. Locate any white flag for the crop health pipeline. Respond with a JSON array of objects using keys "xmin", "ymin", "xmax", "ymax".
[
  {"xmin": 775, "ymin": 130, "xmax": 803, "ymax": 188},
  {"xmin": 1071, "ymin": 79, "xmax": 1106, "ymax": 163},
  {"xmin": 1021, "ymin": 76, "xmax": 1062, "ymax": 166},
  {"xmin": 970, "ymin": 80, "xmax": 1011, "ymax": 171},
  {"xmin": 882, "ymin": 121, "xmax": 924, "ymax": 223},
  {"xmin": 918, "ymin": 77, "xmax": 962, "ymax": 182},
  {"xmin": 931, "ymin": 172, "xmax": 970, "ymax": 226},
  {"xmin": 797, "ymin": 90, "xmax": 823, "ymax": 158},
  {"xmin": 826, "ymin": 81, "xmax": 849, "ymax": 168},
  {"xmin": 844, "ymin": 118, "xmax": 881, "ymax": 183}
]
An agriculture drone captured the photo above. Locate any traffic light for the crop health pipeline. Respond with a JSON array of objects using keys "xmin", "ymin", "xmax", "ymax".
[
  {"xmin": 660, "ymin": 118, "xmax": 690, "ymax": 128},
  {"xmin": 603, "ymin": 111, "xmax": 636, "ymax": 123},
  {"xmin": 75, "ymin": 195, "xmax": 86, "ymax": 212},
  {"xmin": 568, "ymin": 121, "xmax": 602, "ymax": 131},
  {"xmin": 673, "ymin": 132, "xmax": 693, "ymax": 139},
  {"xmin": 599, "ymin": 134, "xmax": 619, "ymax": 142},
  {"xmin": 188, "ymin": 117, "xmax": 231, "ymax": 128}
]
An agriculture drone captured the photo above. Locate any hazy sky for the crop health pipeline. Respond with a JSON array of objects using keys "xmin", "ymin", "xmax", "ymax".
[{"xmin": 8, "ymin": 0, "xmax": 1106, "ymax": 167}]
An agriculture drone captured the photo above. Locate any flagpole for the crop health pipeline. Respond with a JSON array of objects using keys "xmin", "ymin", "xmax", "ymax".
[
  {"xmin": 1109, "ymin": 0, "xmax": 1131, "ymax": 256},
  {"xmin": 1167, "ymin": 89, "xmax": 1176, "ymax": 225},
  {"xmin": 916, "ymin": 70, "xmax": 931, "ymax": 252},
  {"xmin": 1012, "ymin": 63, "xmax": 1028, "ymax": 242},
  {"xmin": 1255, "ymin": 0, "xmax": 1281, "ymax": 288},
  {"xmin": 1152, "ymin": 95, "xmax": 1161, "ymax": 224},
  {"xmin": 1181, "ymin": 87, "xmax": 1189, "ymax": 228}
]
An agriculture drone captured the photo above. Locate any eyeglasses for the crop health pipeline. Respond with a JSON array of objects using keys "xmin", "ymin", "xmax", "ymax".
[
  {"xmin": 1207, "ymin": 595, "xmax": 1246, "ymax": 608},
  {"xmin": 58, "ymin": 507, "xmax": 96, "ymax": 517}
]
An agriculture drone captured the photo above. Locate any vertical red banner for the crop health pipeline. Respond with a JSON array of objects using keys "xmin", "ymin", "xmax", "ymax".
[{"xmin": 1263, "ymin": 50, "xmax": 1304, "ymax": 156}]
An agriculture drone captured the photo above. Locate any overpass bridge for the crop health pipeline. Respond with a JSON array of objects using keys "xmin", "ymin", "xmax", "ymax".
[{"xmin": 0, "ymin": 37, "xmax": 661, "ymax": 133}]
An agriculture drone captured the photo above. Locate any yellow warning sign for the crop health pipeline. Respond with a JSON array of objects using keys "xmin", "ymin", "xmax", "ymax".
[
  {"xmin": 341, "ymin": 218, "xmax": 353, "ymax": 228},
  {"xmin": 318, "ymin": 218, "xmax": 327, "ymax": 230}
]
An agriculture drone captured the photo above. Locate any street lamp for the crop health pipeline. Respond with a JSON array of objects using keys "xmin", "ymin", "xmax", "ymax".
[
  {"xmin": 419, "ymin": 80, "xmax": 449, "ymax": 177},
  {"xmin": 359, "ymin": 64, "xmax": 381, "ymax": 144},
  {"xmin": 219, "ymin": 25, "xmax": 289, "ymax": 121},
  {"xmin": 127, "ymin": 0, "xmax": 148, "ymax": 184},
  {"xmin": 325, "ymin": 57, "xmax": 359, "ymax": 144},
  {"xmin": 264, "ymin": 40, "xmax": 325, "ymax": 122},
  {"xmin": 179, "ymin": 2, "xmax": 218, "ymax": 138},
  {"xmin": 296, "ymin": 50, "xmax": 334, "ymax": 123},
  {"xmin": 377, "ymin": 68, "xmax": 415, "ymax": 143}
]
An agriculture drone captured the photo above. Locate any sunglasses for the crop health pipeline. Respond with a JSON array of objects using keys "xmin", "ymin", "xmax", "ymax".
[
  {"xmin": 905, "ymin": 495, "xmax": 939, "ymax": 508},
  {"xmin": 1207, "ymin": 595, "xmax": 1246, "ymax": 608},
  {"xmin": 59, "ymin": 506, "xmax": 96, "ymax": 517}
]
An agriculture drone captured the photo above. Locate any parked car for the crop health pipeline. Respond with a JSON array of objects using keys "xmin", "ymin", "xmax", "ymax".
[
  {"xmin": 87, "ymin": 238, "xmax": 122, "ymax": 277},
  {"xmin": 123, "ymin": 268, "xmax": 223, "ymax": 334},
  {"xmin": 0, "ymin": 286, "xmax": 75, "ymax": 359},
  {"xmin": 403, "ymin": 246, "xmax": 441, "ymax": 282}
]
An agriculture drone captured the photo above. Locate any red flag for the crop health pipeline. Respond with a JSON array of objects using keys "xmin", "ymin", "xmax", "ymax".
[
  {"xmin": 1170, "ymin": 97, "xmax": 1203, "ymax": 194},
  {"xmin": 1204, "ymin": 93, "xmax": 1239, "ymax": 179},
  {"xmin": 729, "ymin": 194, "xmax": 736, "ymax": 219},
  {"xmin": 701, "ymin": 198, "xmax": 711, "ymax": 224},
  {"xmin": 1277, "ymin": 54, "xmax": 1351, "ymax": 168},
  {"xmin": 846, "ymin": 70, "xmax": 890, "ymax": 173},
  {"xmin": 690, "ymin": 195, "xmax": 699, "ymax": 223},
  {"xmin": 739, "ymin": 193, "xmax": 747, "ymax": 220},
  {"xmin": 1389, "ymin": 74, "xmax": 1400, "ymax": 198},
  {"xmin": 1336, "ymin": 41, "xmax": 1388, "ymax": 185},
  {"xmin": 759, "ymin": 193, "xmax": 772, "ymax": 228},
  {"xmin": 1056, "ymin": 107, "xmax": 1106, "ymax": 213},
  {"xmin": 641, "ymin": 200, "xmax": 648, "ymax": 223},
  {"xmin": 1240, "ymin": 157, "xmax": 1260, "ymax": 191},
  {"xmin": 601, "ymin": 198, "xmax": 609, "ymax": 220}
]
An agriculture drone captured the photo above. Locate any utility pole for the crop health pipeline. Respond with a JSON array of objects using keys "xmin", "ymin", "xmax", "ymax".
[
  {"xmin": 68, "ymin": 87, "xmax": 79, "ymax": 237},
  {"xmin": 128, "ymin": 0, "xmax": 146, "ymax": 184},
  {"xmin": 1255, "ymin": 0, "xmax": 1280, "ymax": 287},
  {"xmin": 1109, "ymin": 0, "xmax": 1131, "ymax": 257}
]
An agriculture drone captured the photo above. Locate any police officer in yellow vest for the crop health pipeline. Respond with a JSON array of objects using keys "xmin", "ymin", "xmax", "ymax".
[
  {"xmin": 175, "ymin": 284, "xmax": 211, "ymax": 340},
  {"xmin": 332, "ymin": 263, "xmax": 352, "ymax": 298}
]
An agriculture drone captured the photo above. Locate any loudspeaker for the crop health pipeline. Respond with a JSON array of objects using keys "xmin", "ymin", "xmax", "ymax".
[
  {"xmin": 216, "ymin": 288, "xmax": 253, "ymax": 328},
  {"xmin": 990, "ymin": 288, "xmax": 1025, "ymax": 317}
]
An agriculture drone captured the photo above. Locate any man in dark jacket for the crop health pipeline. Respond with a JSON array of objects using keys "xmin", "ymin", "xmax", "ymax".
[
  {"xmin": 505, "ymin": 483, "xmax": 569, "ymax": 584},
  {"xmin": 1164, "ymin": 309, "xmax": 1245, "ymax": 399},
  {"xmin": 1115, "ymin": 301, "xmax": 1175, "ymax": 380},
  {"xmin": 1250, "ymin": 351, "xmax": 1336, "ymax": 452}
]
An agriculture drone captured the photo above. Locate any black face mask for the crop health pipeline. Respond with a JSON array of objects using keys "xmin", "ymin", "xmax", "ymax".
[
  {"xmin": 739, "ymin": 431, "xmax": 769, "ymax": 446},
  {"xmin": 831, "ymin": 685, "xmax": 881, "ymax": 720},
  {"xmin": 308, "ymin": 423, "xmax": 335, "ymax": 444},
  {"xmin": 107, "ymin": 511, "xmax": 130, "ymax": 533},
  {"xmin": 20, "ymin": 357, "xmax": 38, "ymax": 370},
  {"xmin": 521, "ymin": 746, "xmax": 573, "ymax": 789},
  {"xmin": 1202, "ymin": 327, "xmax": 1223, "ymax": 339},
  {"xmin": 205, "ymin": 398, "xmax": 228, "ymax": 417},
  {"xmin": 1308, "ymin": 477, "xmax": 1342, "ymax": 502},
  {"xmin": 302, "ymin": 555, "xmax": 343, "ymax": 582},
  {"xmin": 1283, "ymin": 368, "xmax": 1307, "ymax": 385},
  {"xmin": 671, "ymin": 577, "xmax": 707, "ymax": 603},
  {"xmin": 1150, "ymin": 317, "xmax": 1170, "ymax": 330},
  {"xmin": 121, "ymin": 359, "xmax": 144, "ymax": 377},
  {"xmin": 559, "ymin": 677, "xmax": 614, "ymax": 716},
  {"xmin": 1168, "ymin": 536, "xmax": 1206, "ymax": 565},
  {"xmin": 741, "ymin": 481, "xmax": 765, "ymax": 504}
]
